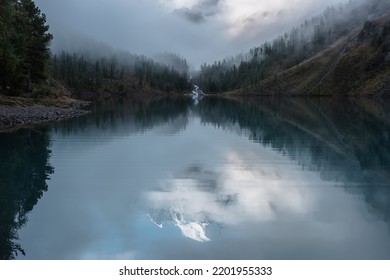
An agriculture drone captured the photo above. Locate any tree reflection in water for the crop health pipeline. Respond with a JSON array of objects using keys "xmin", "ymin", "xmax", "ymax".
[{"xmin": 0, "ymin": 128, "xmax": 53, "ymax": 259}]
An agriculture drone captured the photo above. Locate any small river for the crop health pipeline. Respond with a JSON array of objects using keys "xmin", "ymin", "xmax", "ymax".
[{"xmin": 1, "ymin": 96, "xmax": 390, "ymax": 259}]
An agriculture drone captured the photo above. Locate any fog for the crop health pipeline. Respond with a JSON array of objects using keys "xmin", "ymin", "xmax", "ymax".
[{"xmin": 36, "ymin": 0, "xmax": 350, "ymax": 68}]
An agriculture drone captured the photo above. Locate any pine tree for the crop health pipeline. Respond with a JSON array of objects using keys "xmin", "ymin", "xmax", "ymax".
[
  {"xmin": 14, "ymin": 0, "xmax": 53, "ymax": 91},
  {"xmin": 0, "ymin": 0, "xmax": 52, "ymax": 94},
  {"xmin": 0, "ymin": 0, "xmax": 18, "ymax": 91}
]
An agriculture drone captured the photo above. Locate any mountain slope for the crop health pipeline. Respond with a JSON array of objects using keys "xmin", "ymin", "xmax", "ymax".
[{"xmin": 246, "ymin": 13, "xmax": 390, "ymax": 96}]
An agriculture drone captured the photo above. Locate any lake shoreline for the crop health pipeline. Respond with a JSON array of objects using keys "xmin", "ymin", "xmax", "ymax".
[{"xmin": 0, "ymin": 103, "xmax": 89, "ymax": 133}]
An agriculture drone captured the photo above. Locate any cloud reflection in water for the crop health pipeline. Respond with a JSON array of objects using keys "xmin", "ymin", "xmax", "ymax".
[{"xmin": 147, "ymin": 150, "xmax": 318, "ymax": 242}]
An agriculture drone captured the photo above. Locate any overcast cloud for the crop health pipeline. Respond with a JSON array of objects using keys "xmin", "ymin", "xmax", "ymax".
[{"xmin": 35, "ymin": 0, "xmax": 348, "ymax": 68}]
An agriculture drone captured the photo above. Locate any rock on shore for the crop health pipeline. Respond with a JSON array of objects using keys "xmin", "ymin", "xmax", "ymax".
[{"xmin": 0, "ymin": 104, "xmax": 89, "ymax": 132}]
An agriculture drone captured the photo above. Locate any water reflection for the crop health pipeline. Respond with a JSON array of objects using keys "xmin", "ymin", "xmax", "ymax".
[
  {"xmin": 145, "ymin": 96, "xmax": 390, "ymax": 256},
  {"xmin": 197, "ymin": 97, "xmax": 390, "ymax": 223},
  {"xmin": 147, "ymin": 157, "xmax": 317, "ymax": 243},
  {"xmin": 53, "ymin": 97, "xmax": 192, "ymax": 136},
  {"xmin": 0, "ymin": 129, "xmax": 53, "ymax": 259},
  {"xmin": 2, "ymin": 95, "xmax": 390, "ymax": 259}
]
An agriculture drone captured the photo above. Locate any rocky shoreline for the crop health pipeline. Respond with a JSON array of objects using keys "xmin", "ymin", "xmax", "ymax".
[{"xmin": 0, "ymin": 104, "xmax": 90, "ymax": 132}]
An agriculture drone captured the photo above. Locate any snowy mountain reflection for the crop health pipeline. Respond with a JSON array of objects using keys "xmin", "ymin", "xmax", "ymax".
[{"xmin": 147, "ymin": 149, "xmax": 329, "ymax": 242}]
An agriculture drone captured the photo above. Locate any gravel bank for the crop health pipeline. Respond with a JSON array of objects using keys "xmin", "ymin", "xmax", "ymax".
[{"xmin": 0, "ymin": 104, "xmax": 89, "ymax": 132}]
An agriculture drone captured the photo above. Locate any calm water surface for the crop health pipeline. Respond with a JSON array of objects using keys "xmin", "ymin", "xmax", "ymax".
[{"xmin": 1, "ymin": 96, "xmax": 390, "ymax": 259}]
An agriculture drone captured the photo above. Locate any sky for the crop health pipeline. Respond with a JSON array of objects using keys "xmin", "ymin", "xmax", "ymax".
[{"xmin": 35, "ymin": 0, "xmax": 347, "ymax": 68}]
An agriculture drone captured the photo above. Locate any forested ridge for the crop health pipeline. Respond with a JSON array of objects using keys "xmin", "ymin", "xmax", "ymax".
[
  {"xmin": 51, "ymin": 51, "xmax": 191, "ymax": 96},
  {"xmin": 196, "ymin": 0, "xmax": 390, "ymax": 95}
]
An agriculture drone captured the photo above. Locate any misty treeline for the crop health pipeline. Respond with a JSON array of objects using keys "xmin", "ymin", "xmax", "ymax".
[
  {"xmin": 0, "ymin": 0, "xmax": 52, "ymax": 94},
  {"xmin": 196, "ymin": 0, "xmax": 390, "ymax": 92},
  {"xmin": 51, "ymin": 51, "xmax": 191, "ymax": 94},
  {"xmin": 0, "ymin": 0, "xmax": 191, "ymax": 96}
]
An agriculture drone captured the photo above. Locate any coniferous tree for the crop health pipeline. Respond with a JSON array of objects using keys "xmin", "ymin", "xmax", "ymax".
[
  {"xmin": 0, "ymin": 0, "xmax": 52, "ymax": 94},
  {"xmin": 14, "ymin": 0, "xmax": 53, "ymax": 91},
  {"xmin": 0, "ymin": 0, "xmax": 18, "ymax": 91}
]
